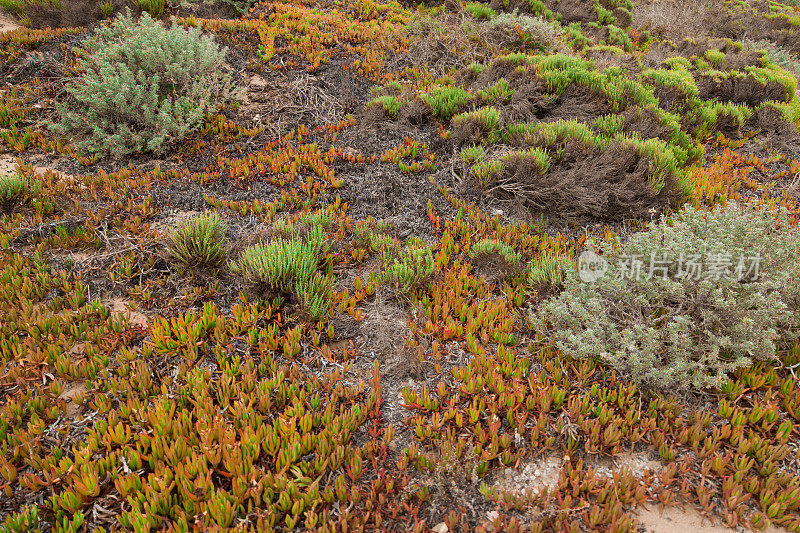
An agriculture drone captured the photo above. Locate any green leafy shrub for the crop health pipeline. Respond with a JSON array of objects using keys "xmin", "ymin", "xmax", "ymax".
[
  {"xmin": 533, "ymin": 202, "xmax": 800, "ymax": 389},
  {"xmin": 50, "ymin": 10, "xmax": 237, "ymax": 158},
  {"xmin": 380, "ymin": 238, "xmax": 434, "ymax": 295},
  {"xmin": 164, "ymin": 213, "xmax": 228, "ymax": 271},
  {"xmin": 0, "ymin": 172, "xmax": 39, "ymax": 213},
  {"xmin": 232, "ymin": 218, "xmax": 331, "ymax": 320}
]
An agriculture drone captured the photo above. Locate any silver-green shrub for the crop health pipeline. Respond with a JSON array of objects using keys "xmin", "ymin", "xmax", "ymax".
[
  {"xmin": 532, "ymin": 202, "xmax": 800, "ymax": 389},
  {"xmin": 50, "ymin": 10, "xmax": 237, "ymax": 158}
]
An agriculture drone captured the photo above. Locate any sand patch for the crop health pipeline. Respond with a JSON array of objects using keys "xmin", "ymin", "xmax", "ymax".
[
  {"xmin": 107, "ymin": 297, "xmax": 148, "ymax": 328},
  {"xmin": 636, "ymin": 504, "xmax": 789, "ymax": 533},
  {"xmin": 0, "ymin": 13, "xmax": 20, "ymax": 34},
  {"xmin": 590, "ymin": 451, "xmax": 664, "ymax": 479},
  {"xmin": 0, "ymin": 155, "xmax": 76, "ymax": 182},
  {"xmin": 491, "ymin": 454, "xmax": 563, "ymax": 496},
  {"xmin": 58, "ymin": 381, "xmax": 86, "ymax": 419}
]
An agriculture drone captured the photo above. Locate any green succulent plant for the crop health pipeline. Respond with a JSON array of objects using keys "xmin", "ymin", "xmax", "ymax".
[
  {"xmin": 164, "ymin": 212, "xmax": 228, "ymax": 271},
  {"xmin": 0, "ymin": 173, "xmax": 39, "ymax": 212},
  {"xmin": 379, "ymin": 238, "xmax": 434, "ymax": 295},
  {"xmin": 232, "ymin": 216, "xmax": 332, "ymax": 320}
]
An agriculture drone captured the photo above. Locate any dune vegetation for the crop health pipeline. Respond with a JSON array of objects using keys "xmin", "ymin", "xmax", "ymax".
[{"xmin": 0, "ymin": 0, "xmax": 799, "ymax": 531}]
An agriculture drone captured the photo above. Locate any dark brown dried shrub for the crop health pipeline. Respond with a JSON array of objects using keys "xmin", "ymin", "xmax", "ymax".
[
  {"xmin": 398, "ymin": 97, "xmax": 434, "ymax": 127},
  {"xmin": 622, "ymin": 106, "xmax": 672, "ymax": 141},
  {"xmin": 545, "ymin": 0, "xmax": 597, "ymax": 24},
  {"xmin": 613, "ymin": 7, "xmax": 632, "ymax": 27},
  {"xmin": 545, "ymin": 84, "xmax": 612, "ymax": 124},
  {"xmin": 491, "ymin": 139, "xmax": 674, "ymax": 220},
  {"xmin": 695, "ymin": 74, "xmax": 786, "ymax": 106}
]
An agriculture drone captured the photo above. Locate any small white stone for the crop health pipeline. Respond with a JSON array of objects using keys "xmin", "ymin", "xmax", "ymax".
[{"xmin": 432, "ymin": 522, "xmax": 449, "ymax": 533}]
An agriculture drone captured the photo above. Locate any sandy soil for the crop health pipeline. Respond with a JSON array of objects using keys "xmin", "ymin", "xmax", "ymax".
[
  {"xmin": 636, "ymin": 504, "xmax": 789, "ymax": 533},
  {"xmin": 0, "ymin": 12, "xmax": 19, "ymax": 34}
]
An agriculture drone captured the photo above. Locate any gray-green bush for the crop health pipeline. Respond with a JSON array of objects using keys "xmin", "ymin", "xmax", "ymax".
[
  {"xmin": 532, "ymin": 202, "xmax": 800, "ymax": 389},
  {"xmin": 50, "ymin": 10, "xmax": 237, "ymax": 158}
]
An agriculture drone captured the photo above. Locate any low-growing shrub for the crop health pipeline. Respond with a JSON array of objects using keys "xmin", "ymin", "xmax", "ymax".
[
  {"xmin": 528, "ymin": 253, "xmax": 573, "ymax": 286},
  {"xmin": 232, "ymin": 218, "xmax": 332, "ymax": 320},
  {"xmin": 740, "ymin": 38, "xmax": 800, "ymax": 80},
  {"xmin": 484, "ymin": 12, "xmax": 564, "ymax": 51},
  {"xmin": 50, "ymin": 10, "xmax": 237, "ymax": 158},
  {"xmin": 164, "ymin": 213, "xmax": 228, "ymax": 271},
  {"xmin": 469, "ymin": 239, "xmax": 522, "ymax": 266},
  {"xmin": 217, "ymin": 0, "xmax": 259, "ymax": 14},
  {"xmin": 0, "ymin": 172, "xmax": 39, "ymax": 213},
  {"xmin": 533, "ymin": 202, "xmax": 800, "ymax": 389},
  {"xmin": 380, "ymin": 238, "xmax": 434, "ymax": 295}
]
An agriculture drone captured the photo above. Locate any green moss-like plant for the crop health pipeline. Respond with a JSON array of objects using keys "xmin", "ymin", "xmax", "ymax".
[
  {"xmin": 478, "ymin": 78, "xmax": 514, "ymax": 105},
  {"xmin": 422, "ymin": 86, "xmax": 470, "ymax": 120},
  {"xmin": 470, "ymin": 159, "xmax": 503, "ymax": 189},
  {"xmin": 464, "ymin": 2, "xmax": 495, "ymax": 19},
  {"xmin": 369, "ymin": 95, "xmax": 403, "ymax": 119},
  {"xmin": 528, "ymin": 253, "xmax": 573, "ymax": 286},
  {"xmin": 232, "ymin": 218, "xmax": 332, "ymax": 320},
  {"xmin": 469, "ymin": 239, "xmax": 522, "ymax": 266},
  {"xmin": 452, "ymin": 106, "xmax": 502, "ymax": 143},
  {"xmin": 594, "ymin": 114, "xmax": 625, "ymax": 136},
  {"xmin": 460, "ymin": 144, "xmax": 485, "ymax": 164},
  {"xmin": 379, "ymin": 238, "xmax": 434, "ymax": 295}
]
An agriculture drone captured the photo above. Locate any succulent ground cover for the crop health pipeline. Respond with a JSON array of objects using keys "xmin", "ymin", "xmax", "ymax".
[{"xmin": 0, "ymin": 0, "xmax": 799, "ymax": 531}]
